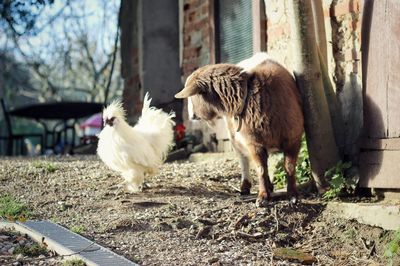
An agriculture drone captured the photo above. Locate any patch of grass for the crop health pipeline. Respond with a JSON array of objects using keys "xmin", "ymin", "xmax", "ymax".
[
  {"xmin": 167, "ymin": 203, "xmax": 177, "ymax": 211},
  {"xmin": 344, "ymin": 228, "xmax": 357, "ymax": 239},
  {"xmin": 323, "ymin": 161, "xmax": 355, "ymax": 200},
  {"xmin": 32, "ymin": 160, "xmax": 58, "ymax": 173},
  {"xmin": 14, "ymin": 243, "xmax": 47, "ymax": 257},
  {"xmin": 385, "ymin": 228, "xmax": 400, "ymax": 265},
  {"xmin": 70, "ymin": 225, "xmax": 86, "ymax": 234},
  {"xmin": 62, "ymin": 258, "xmax": 87, "ymax": 266},
  {"xmin": 272, "ymin": 135, "xmax": 311, "ymax": 189},
  {"xmin": 0, "ymin": 195, "xmax": 31, "ymax": 221}
]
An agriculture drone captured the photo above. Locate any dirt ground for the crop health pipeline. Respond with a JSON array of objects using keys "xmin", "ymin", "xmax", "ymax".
[{"xmin": 0, "ymin": 155, "xmax": 396, "ymax": 265}]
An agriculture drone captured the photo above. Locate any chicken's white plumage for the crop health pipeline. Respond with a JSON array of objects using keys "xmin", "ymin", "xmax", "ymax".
[{"xmin": 97, "ymin": 93, "xmax": 175, "ymax": 191}]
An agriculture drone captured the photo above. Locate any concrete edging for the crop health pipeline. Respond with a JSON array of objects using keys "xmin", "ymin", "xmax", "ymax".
[
  {"xmin": 326, "ymin": 202, "xmax": 400, "ymax": 231},
  {"xmin": 0, "ymin": 220, "xmax": 137, "ymax": 266}
]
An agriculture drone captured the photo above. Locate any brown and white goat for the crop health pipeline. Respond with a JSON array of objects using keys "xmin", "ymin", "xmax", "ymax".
[{"xmin": 175, "ymin": 53, "xmax": 304, "ymax": 206}]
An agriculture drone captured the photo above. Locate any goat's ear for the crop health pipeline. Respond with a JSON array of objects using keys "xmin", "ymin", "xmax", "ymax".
[{"xmin": 175, "ymin": 85, "xmax": 200, "ymax": 99}]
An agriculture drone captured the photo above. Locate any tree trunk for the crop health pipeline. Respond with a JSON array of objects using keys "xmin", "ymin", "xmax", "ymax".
[
  {"xmin": 288, "ymin": 0, "xmax": 340, "ymax": 192},
  {"xmin": 119, "ymin": 0, "xmax": 142, "ymax": 122},
  {"xmin": 311, "ymin": 0, "xmax": 328, "ymax": 64},
  {"xmin": 318, "ymin": 47, "xmax": 345, "ymax": 156},
  {"xmin": 311, "ymin": 0, "xmax": 345, "ymax": 155}
]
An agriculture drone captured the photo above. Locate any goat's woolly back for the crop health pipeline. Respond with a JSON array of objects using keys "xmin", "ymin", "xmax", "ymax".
[{"xmin": 237, "ymin": 52, "xmax": 270, "ymax": 73}]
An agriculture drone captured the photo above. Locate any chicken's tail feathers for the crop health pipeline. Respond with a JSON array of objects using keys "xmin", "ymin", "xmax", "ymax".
[{"xmin": 142, "ymin": 92, "xmax": 152, "ymax": 113}]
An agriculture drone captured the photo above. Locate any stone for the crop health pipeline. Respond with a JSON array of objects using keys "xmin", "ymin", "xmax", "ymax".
[
  {"xmin": 8, "ymin": 247, "xmax": 15, "ymax": 254},
  {"xmin": 326, "ymin": 202, "xmax": 400, "ymax": 231}
]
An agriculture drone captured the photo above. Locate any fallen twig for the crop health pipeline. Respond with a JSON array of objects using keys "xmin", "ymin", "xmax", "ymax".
[
  {"xmin": 273, "ymin": 205, "xmax": 279, "ymax": 232},
  {"xmin": 234, "ymin": 214, "xmax": 250, "ymax": 230},
  {"xmin": 196, "ymin": 226, "xmax": 212, "ymax": 239},
  {"xmin": 235, "ymin": 231, "xmax": 265, "ymax": 241}
]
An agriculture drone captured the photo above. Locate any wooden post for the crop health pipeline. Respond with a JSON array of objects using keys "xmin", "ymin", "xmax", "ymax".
[{"xmin": 288, "ymin": 0, "xmax": 341, "ymax": 192}]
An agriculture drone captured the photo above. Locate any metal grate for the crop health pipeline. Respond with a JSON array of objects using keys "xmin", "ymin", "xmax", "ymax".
[{"xmin": 17, "ymin": 220, "xmax": 137, "ymax": 266}]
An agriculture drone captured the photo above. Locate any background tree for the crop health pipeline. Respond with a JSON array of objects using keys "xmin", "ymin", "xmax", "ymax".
[{"xmin": 0, "ymin": 0, "xmax": 122, "ymax": 105}]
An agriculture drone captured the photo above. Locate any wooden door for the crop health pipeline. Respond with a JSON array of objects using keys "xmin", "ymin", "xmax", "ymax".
[{"xmin": 360, "ymin": 0, "xmax": 400, "ymax": 188}]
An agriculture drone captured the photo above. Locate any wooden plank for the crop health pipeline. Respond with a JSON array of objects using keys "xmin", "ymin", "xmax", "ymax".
[
  {"xmin": 360, "ymin": 137, "xmax": 400, "ymax": 150},
  {"xmin": 209, "ymin": 0, "xmax": 216, "ymax": 64},
  {"xmin": 387, "ymin": 0, "xmax": 400, "ymax": 138},
  {"xmin": 252, "ymin": 0, "xmax": 266, "ymax": 53},
  {"xmin": 363, "ymin": 0, "xmax": 388, "ymax": 138},
  {"xmin": 359, "ymin": 150, "xmax": 400, "ymax": 188}
]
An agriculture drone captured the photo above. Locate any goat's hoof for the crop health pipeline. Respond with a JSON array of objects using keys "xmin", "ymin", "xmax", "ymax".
[
  {"xmin": 240, "ymin": 180, "xmax": 252, "ymax": 195},
  {"xmin": 240, "ymin": 188, "xmax": 251, "ymax": 195},
  {"xmin": 289, "ymin": 195, "xmax": 299, "ymax": 205},
  {"xmin": 256, "ymin": 195, "xmax": 270, "ymax": 207}
]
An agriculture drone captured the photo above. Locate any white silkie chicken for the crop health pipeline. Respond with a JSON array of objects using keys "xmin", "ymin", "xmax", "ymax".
[{"xmin": 97, "ymin": 93, "xmax": 175, "ymax": 192}]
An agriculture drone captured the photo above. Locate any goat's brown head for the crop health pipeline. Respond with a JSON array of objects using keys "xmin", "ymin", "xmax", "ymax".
[{"xmin": 175, "ymin": 64, "xmax": 248, "ymax": 122}]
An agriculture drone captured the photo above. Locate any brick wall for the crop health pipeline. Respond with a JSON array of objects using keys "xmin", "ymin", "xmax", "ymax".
[
  {"xmin": 182, "ymin": 0, "xmax": 225, "ymax": 151},
  {"xmin": 182, "ymin": 0, "xmax": 214, "ymax": 80}
]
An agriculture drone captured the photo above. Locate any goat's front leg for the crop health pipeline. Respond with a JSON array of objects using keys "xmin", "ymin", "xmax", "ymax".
[
  {"xmin": 249, "ymin": 146, "xmax": 273, "ymax": 207},
  {"xmin": 238, "ymin": 152, "xmax": 251, "ymax": 195},
  {"xmin": 230, "ymin": 138, "xmax": 252, "ymax": 195}
]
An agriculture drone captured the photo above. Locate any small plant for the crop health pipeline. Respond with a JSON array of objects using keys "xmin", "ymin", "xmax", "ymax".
[
  {"xmin": 272, "ymin": 135, "xmax": 311, "ymax": 189},
  {"xmin": 344, "ymin": 227, "xmax": 357, "ymax": 239},
  {"xmin": 167, "ymin": 203, "xmax": 177, "ymax": 211},
  {"xmin": 0, "ymin": 195, "xmax": 31, "ymax": 221},
  {"xmin": 32, "ymin": 160, "xmax": 58, "ymax": 173},
  {"xmin": 70, "ymin": 225, "xmax": 86, "ymax": 234},
  {"xmin": 385, "ymin": 228, "xmax": 400, "ymax": 265},
  {"xmin": 14, "ymin": 243, "xmax": 48, "ymax": 257},
  {"xmin": 62, "ymin": 258, "xmax": 87, "ymax": 266},
  {"xmin": 323, "ymin": 161, "xmax": 354, "ymax": 200}
]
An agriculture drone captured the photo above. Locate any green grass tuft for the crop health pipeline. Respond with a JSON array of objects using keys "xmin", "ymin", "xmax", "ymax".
[
  {"xmin": 0, "ymin": 195, "xmax": 31, "ymax": 221},
  {"xmin": 14, "ymin": 243, "xmax": 48, "ymax": 257},
  {"xmin": 70, "ymin": 225, "xmax": 86, "ymax": 234},
  {"xmin": 32, "ymin": 160, "xmax": 58, "ymax": 173},
  {"xmin": 385, "ymin": 228, "xmax": 400, "ymax": 265},
  {"xmin": 62, "ymin": 258, "xmax": 87, "ymax": 266}
]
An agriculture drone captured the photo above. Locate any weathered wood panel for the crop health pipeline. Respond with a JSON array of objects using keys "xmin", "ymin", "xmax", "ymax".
[
  {"xmin": 363, "ymin": 0, "xmax": 388, "ymax": 138},
  {"xmin": 387, "ymin": 1, "xmax": 400, "ymax": 138},
  {"xmin": 360, "ymin": 138, "xmax": 400, "ymax": 150},
  {"xmin": 359, "ymin": 150, "xmax": 400, "ymax": 188},
  {"xmin": 361, "ymin": 0, "xmax": 400, "ymax": 189}
]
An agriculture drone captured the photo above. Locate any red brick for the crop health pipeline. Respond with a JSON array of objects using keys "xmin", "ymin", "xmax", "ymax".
[
  {"xmin": 329, "ymin": 0, "xmax": 361, "ymax": 17},
  {"xmin": 195, "ymin": 17, "xmax": 208, "ymax": 31}
]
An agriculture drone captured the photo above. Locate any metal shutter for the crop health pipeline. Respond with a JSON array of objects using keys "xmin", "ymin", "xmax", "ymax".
[{"xmin": 217, "ymin": 0, "xmax": 253, "ymax": 64}]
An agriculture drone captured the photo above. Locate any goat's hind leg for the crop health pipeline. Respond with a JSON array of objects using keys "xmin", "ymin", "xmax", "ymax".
[{"xmin": 284, "ymin": 141, "xmax": 301, "ymax": 204}]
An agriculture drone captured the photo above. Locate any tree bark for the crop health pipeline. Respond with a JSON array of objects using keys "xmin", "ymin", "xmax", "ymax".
[
  {"xmin": 288, "ymin": 0, "xmax": 340, "ymax": 192},
  {"xmin": 119, "ymin": 0, "xmax": 142, "ymax": 121},
  {"xmin": 311, "ymin": 0, "xmax": 328, "ymax": 65}
]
